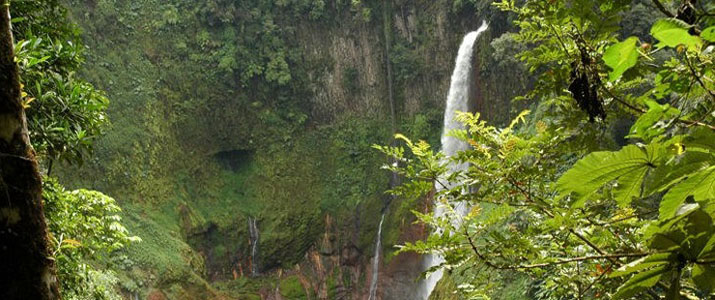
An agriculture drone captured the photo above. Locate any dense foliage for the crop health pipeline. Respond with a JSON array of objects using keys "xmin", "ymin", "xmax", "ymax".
[
  {"xmin": 379, "ymin": 0, "xmax": 715, "ymax": 299},
  {"xmin": 11, "ymin": 1, "xmax": 135, "ymax": 298},
  {"xmin": 13, "ymin": 0, "xmax": 109, "ymax": 166},
  {"xmin": 44, "ymin": 178, "xmax": 138, "ymax": 300},
  {"xmin": 40, "ymin": 1, "xmax": 420, "ymax": 297}
]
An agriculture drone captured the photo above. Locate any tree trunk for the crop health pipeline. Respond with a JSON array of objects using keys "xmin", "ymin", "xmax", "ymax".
[{"xmin": 0, "ymin": 1, "xmax": 61, "ymax": 299}]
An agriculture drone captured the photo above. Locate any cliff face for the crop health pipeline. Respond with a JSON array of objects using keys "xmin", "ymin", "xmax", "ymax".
[{"xmin": 58, "ymin": 0, "xmax": 522, "ymax": 298}]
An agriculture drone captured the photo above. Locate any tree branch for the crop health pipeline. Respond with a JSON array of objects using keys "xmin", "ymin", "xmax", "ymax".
[
  {"xmin": 684, "ymin": 52, "xmax": 715, "ymax": 102},
  {"xmin": 652, "ymin": 0, "xmax": 675, "ymax": 18},
  {"xmin": 581, "ymin": 264, "xmax": 613, "ymax": 296},
  {"xmin": 504, "ymin": 175, "xmax": 622, "ymax": 266},
  {"xmin": 602, "ymin": 86, "xmax": 715, "ymax": 130},
  {"xmin": 463, "ymin": 227, "xmax": 647, "ymax": 270}
]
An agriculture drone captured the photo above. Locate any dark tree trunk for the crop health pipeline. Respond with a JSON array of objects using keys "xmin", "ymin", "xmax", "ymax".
[{"xmin": 0, "ymin": 2, "xmax": 61, "ymax": 299}]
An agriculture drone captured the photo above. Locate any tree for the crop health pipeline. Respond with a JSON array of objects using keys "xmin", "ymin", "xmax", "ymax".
[
  {"xmin": 5, "ymin": 1, "xmax": 135, "ymax": 298},
  {"xmin": 378, "ymin": 0, "xmax": 714, "ymax": 299},
  {"xmin": 12, "ymin": 0, "xmax": 109, "ymax": 169},
  {"xmin": 0, "ymin": 0, "xmax": 61, "ymax": 298}
]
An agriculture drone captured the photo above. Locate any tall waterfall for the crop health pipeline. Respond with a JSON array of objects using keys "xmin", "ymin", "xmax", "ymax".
[
  {"xmin": 418, "ymin": 21, "xmax": 488, "ymax": 300},
  {"xmin": 248, "ymin": 217, "xmax": 260, "ymax": 276},
  {"xmin": 368, "ymin": 213, "xmax": 386, "ymax": 300}
]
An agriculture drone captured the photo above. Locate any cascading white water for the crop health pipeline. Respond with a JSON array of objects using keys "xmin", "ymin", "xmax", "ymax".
[
  {"xmin": 368, "ymin": 213, "xmax": 386, "ymax": 300},
  {"xmin": 248, "ymin": 217, "xmax": 260, "ymax": 276},
  {"xmin": 417, "ymin": 21, "xmax": 488, "ymax": 300}
]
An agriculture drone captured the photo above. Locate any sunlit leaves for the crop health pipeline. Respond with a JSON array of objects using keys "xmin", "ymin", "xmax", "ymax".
[
  {"xmin": 15, "ymin": 34, "xmax": 109, "ymax": 165},
  {"xmin": 43, "ymin": 178, "xmax": 139, "ymax": 299},
  {"xmin": 702, "ymin": 26, "xmax": 715, "ymax": 42},
  {"xmin": 612, "ymin": 265, "xmax": 670, "ymax": 300},
  {"xmin": 384, "ymin": 0, "xmax": 715, "ymax": 298},
  {"xmin": 649, "ymin": 150, "xmax": 709, "ymax": 211},
  {"xmin": 603, "ymin": 37, "xmax": 639, "ymax": 82},
  {"xmin": 14, "ymin": 39, "xmax": 51, "ymax": 67},
  {"xmin": 627, "ymin": 99, "xmax": 680, "ymax": 142},
  {"xmin": 650, "ymin": 19, "xmax": 702, "ymax": 50},
  {"xmin": 556, "ymin": 144, "xmax": 664, "ymax": 207},
  {"xmin": 660, "ymin": 166, "xmax": 715, "ymax": 218},
  {"xmin": 610, "ymin": 253, "xmax": 673, "ymax": 278}
]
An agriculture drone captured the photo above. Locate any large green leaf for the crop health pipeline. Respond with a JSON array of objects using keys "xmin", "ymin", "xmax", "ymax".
[
  {"xmin": 684, "ymin": 127, "xmax": 715, "ymax": 152},
  {"xmin": 646, "ymin": 204, "xmax": 699, "ymax": 253},
  {"xmin": 650, "ymin": 18, "xmax": 702, "ymax": 50},
  {"xmin": 660, "ymin": 166, "xmax": 715, "ymax": 219},
  {"xmin": 603, "ymin": 37, "xmax": 639, "ymax": 82},
  {"xmin": 610, "ymin": 252, "xmax": 673, "ymax": 278},
  {"xmin": 692, "ymin": 264, "xmax": 715, "ymax": 293},
  {"xmin": 702, "ymin": 26, "xmax": 715, "ymax": 42},
  {"xmin": 557, "ymin": 144, "xmax": 663, "ymax": 207},
  {"xmin": 627, "ymin": 99, "xmax": 680, "ymax": 142},
  {"xmin": 649, "ymin": 208, "xmax": 715, "ymax": 260},
  {"xmin": 646, "ymin": 151, "xmax": 712, "ymax": 196},
  {"xmin": 701, "ymin": 234, "xmax": 715, "ymax": 259},
  {"xmin": 612, "ymin": 265, "xmax": 670, "ymax": 299},
  {"xmin": 684, "ymin": 210, "xmax": 715, "ymax": 259}
]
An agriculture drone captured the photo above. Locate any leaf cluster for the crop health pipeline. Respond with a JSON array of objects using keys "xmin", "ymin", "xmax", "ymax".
[
  {"xmin": 12, "ymin": 1, "xmax": 110, "ymax": 166},
  {"xmin": 43, "ymin": 178, "xmax": 140, "ymax": 300},
  {"xmin": 378, "ymin": 0, "xmax": 715, "ymax": 299}
]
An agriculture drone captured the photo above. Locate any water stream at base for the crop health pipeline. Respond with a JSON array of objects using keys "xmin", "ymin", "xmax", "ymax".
[
  {"xmin": 248, "ymin": 217, "xmax": 260, "ymax": 276},
  {"xmin": 417, "ymin": 21, "xmax": 489, "ymax": 300},
  {"xmin": 367, "ymin": 212, "xmax": 386, "ymax": 300}
]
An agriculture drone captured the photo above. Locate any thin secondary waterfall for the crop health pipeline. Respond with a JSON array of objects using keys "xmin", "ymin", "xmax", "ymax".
[
  {"xmin": 368, "ymin": 213, "xmax": 386, "ymax": 300},
  {"xmin": 248, "ymin": 217, "xmax": 260, "ymax": 276},
  {"xmin": 418, "ymin": 21, "xmax": 489, "ymax": 300}
]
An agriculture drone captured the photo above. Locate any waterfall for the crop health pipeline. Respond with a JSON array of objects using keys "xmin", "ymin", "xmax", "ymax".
[
  {"xmin": 248, "ymin": 217, "xmax": 260, "ymax": 276},
  {"xmin": 368, "ymin": 213, "xmax": 386, "ymax": 300},
  {"xmin": 417, "ymin": 21, "xmax": 488, "ymax": 300}
]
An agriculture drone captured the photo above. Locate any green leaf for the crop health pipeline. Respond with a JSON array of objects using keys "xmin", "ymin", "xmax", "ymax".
[
  {"xmin": 650, "ymin": 18, "xmax": 702, "ymax": 50},
  {"xmin": 684, "ymin": 210, "xmax": 715, "ymax": 258},
  {"xmin": 612, "ymin": 265, "xmax": 670, "ymax": 299},
  {"xmin": 700, "ymin": 234, "xmax": 715, "ymax": 259},
  {"xmin": 684, "ymin": 127, "xmax": 715, "ymax": 152},
  {"xmin": 603, "ymin": 37, "xmax": 639, "ymax": 82},
  {"xmin": 702, "ymin": 26, "xmax": 715, "ymax": 42},
  {"xmin": 557, "ymin": 144, "xmax": 663, "ymax": 208},
  {"xmin": 628, "ymin": 99, "xmax": 680, "ymax": 142},
  {"xmin": 648, "ymin": 207, "xmax": 714, "ymax": 259},
  {"xmin": 646, "ymin": 151, "xmax": 711, "ymax": 196},
  {"xmin": 649, "ymin": 234, "xmax": 682, "ymax": 251},
  {"xmin": 692, "ymin": 264, "xmax": 715, "ymax": 293},
  {"xmin": 610, "ymin": 252, "xmax": 673, "ymax": 278},
  {"xmin": 26, "ymin": 55, "xmax": 51, "ymax": 68},
  {"xmin": 660, "ymin": 166, "xmax": 715, "ymax": 219}
]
